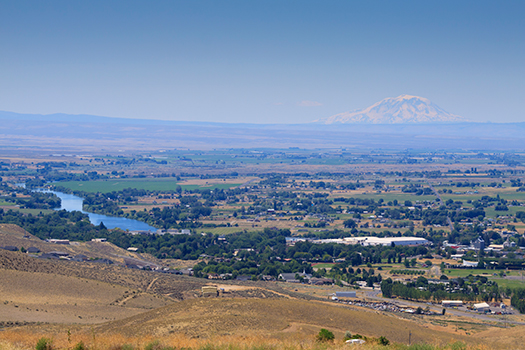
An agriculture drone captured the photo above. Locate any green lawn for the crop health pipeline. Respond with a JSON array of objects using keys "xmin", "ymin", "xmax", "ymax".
[
  {"xmin": 55, "ymin": 179, "xmax": 240, "ymax": 193},
  {"xmin": 444, "ymin": 269, "xmax": 496, "ymax": 278},
  {"xmin": 197, "ymin": 227, "xmax": 246, "ymax": 235},
  {"xmin": 0, "ymin": 199, "xmax": 13, "ymax": 205},
  {"xmin": 16, "ymin": 208, "xmax": 55, "ymax": 215},
  {"xmin": 312, "ymin": 263, "xmax": 335, "ymax": 269},
  {"xmin": 484, "ymin": 206, "xmax": 523, "ymax": 218},
  {"xmin": 491, "ymin": 277, "xmax": 525, "ymax": 289}
]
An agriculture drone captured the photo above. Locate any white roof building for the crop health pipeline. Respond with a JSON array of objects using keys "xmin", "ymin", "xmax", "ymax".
[{"xmin": 474, "ymin": 302, "xmax": 490, "ymax": 312}]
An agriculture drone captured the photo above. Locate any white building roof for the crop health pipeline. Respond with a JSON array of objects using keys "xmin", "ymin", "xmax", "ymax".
[{"xmin": 474, "ymin": 302, "xmax": 490, "ymax": 309}]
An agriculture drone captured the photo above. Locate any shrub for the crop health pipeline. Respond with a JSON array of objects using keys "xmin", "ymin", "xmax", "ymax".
[
  {"xmin": 378, "ymin": 336, "xmax": 390, "ymax": 346},
  {"xmin": 316, "ymin": 328, "xmax": 335, "ymax": 343},
  {"xmin": 144, "ymin": 341, "xmax": 162, "ymax": 350},
  {"xmin": 36, "ymin": 338, "xmax": 53, "ymax": 350},
  {"xmin": 73, "ymin": 342, "xmax": 87, "ymax": 350},
  {"xmin": 343, "ymin": 331, "xmax": 352, "ymax": 341},
  {"xmin": 110, "ymin": 345, "xmax": 134, "ymax": 350},
  {"xmin": 144, "ymin": 341, "xmax": 175, "ymax": 350}
]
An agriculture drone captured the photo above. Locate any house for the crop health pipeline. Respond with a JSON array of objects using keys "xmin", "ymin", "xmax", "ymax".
[
  {"xmin": 471, "ymin": 237, "xmax": 485, "ymax": 251},
  {"xmin": 49, "ymin": 251, "xmax": 70, "ymax": 257},
  {"xmin": 310, "ymin": 277, "xmax": 333, "ymax": 285},
  {"xmin": 278, "ymin": 272, "xmax": 312, "ymax": 283},
  {"xmin": 40, "ymin": 251, "xmax": 70, "ymax": 259},
  {"xmin": 180, "ymin": 268, "xmax": 193, "ymax": 276},
  {"xmin": 462, "ymin": 260, "xmax": 478, "ymax": 268},
  {"xmin": 47, "ymin": 239, "xmax": 70, "ymax": 245},
  {"xmin": 1, "ymin": 246, "xmax": 18, "ymax": 251},
  {"xmin": 26, "ymin": 247, "xmax": 40, "ymax": 254},
  {"xmin": 71, "ymin": 254, "xmax": 88, "ymax": 262},
  {"xmin": 346, "ymin": 339, "xmax": 365, "ymax": 345},
  {"xmin": 39, "ymin": 253, "xmax": 59, "ymax": 260},
  {"xmin": 442, "ymin": 300, "xmax": 463, "ymax": 307},
  {"xmin": 127, "ymin": 247, "xmax": 139, "ymax": 252},
  {"xmin": 261, "ymin": 275, "xmax": 276, "ymax": 281},
  {"xmin": 335, "ymin": 291, "xmax": 357, "ymax": 298},
  {"xmin": 91, "ymin": 238, "xmax": 107, "ymax": 242},
  {"xmin": 202, "ymin": 286, "xmax": 218, "ymax": 297}
]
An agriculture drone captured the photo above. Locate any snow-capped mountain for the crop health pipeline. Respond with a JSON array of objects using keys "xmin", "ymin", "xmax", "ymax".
[{"xmin": 316, "ymin": 95, "xmax": 468, "ymax": 124}]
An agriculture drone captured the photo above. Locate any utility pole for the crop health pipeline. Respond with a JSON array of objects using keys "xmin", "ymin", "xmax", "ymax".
[{"xmin": 409, "ymin": 330, "xmax": 411, "ymax": 345}]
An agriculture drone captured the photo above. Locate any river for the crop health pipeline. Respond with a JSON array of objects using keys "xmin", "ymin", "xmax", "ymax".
[{"xmin": 39, "ymin": 190, "xmax": 157, "ymax": 232}]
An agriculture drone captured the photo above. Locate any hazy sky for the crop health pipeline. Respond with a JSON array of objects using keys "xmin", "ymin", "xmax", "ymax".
[{"xmin": 1, "ymin": 1, "xmax": 524, "ymax": 124}]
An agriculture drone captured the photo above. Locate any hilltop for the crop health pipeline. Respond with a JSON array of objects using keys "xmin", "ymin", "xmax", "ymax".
[
  {"xmin": 0, "ymin": 223, "xmax": 159, "ymax": 266},
  {"xmin": 316, "ymin": 95, "xmax": 468, "ymax": 124},
  {"xmin": 97, "ymin": 297, "xmax": 476, "ymax": 345}
]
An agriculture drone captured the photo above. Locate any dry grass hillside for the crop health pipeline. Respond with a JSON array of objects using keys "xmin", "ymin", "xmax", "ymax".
[
  {"xmin": 0, "ymin": 249, "xmax": 304, "ymax": 326},
  {"xmin": 0, "ymin": 249, "xmax": 206, "ymax": 300},
  {"xmin": 0, "ymin": 269, "xmax": 172, "ymax": 324},
  {"xmin": 98, "ymin": 298, "xmax": 475, "ymax": 346},
  {"xmin": 0, "ymin": 224, "xmax": 160, "ymax": 265},
  {"xmin": 2, "ymin": 226, "xmax": 525, "ymax": 350}
]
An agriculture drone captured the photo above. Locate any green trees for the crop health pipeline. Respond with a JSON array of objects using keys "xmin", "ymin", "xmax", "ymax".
[
  {"xmin": 316, "ymin": 328, "xmax": 335, "ymax": 343},
  {"xmin": 343, "ymin": 219, "xmax": 357, "ymax": 228},
  {"xmin": 36, "ymin": 338, "xmax": 53, "ymax": 350}
]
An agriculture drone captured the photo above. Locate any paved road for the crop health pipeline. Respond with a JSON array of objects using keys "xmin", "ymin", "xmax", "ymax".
[{"xmin": 364, "ymin": 290, "xmax": 525, "ymax": 325}]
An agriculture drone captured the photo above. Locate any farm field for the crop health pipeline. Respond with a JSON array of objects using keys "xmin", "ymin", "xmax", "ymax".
[{"xmin": 55, "ymin": 178, "xmax": 242, "ymax": 193}]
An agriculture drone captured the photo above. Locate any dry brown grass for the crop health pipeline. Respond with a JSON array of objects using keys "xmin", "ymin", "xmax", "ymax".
[
  {"xmin": 0, "ymin": 327, "xmax": 496, "ymax": 350},
  {"xmin": 0, "ymin": 224, "xmax": 157, "ymax": 265},
  {"xmin": 94, "ymin": 298, "xmax": 476, "ymax": 346}
]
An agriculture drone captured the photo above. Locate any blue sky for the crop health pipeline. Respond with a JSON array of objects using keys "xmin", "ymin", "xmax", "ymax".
[{"xmin": 1, "ymin": 0, "xmax": 524, "ymax": 124}]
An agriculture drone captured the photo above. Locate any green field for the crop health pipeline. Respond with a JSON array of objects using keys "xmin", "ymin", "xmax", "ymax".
[
  {"xmin": 0, "ymin": 206, "xmax": 55, "ymax": 215},
  {"xmin": 312, "ymin": 263, "xmax": 335, "ymax": 269},
  {"xmin": 198, "ymin": 227, "xmax": 246, "ymax": 235},
  {"xmin": 17, "ymin": 208, "xmax": 55, "ymax": 215},
  {"xmin": 444, "ymin": 269, "xmax": 498, "ymax": 278},
  {"xmin": 491, "ymin": 277, "xmax": 525, "ymax": 289},
  {"xmin": 55, "ymin": 179, "xmax": 240, "ymax": 193},
  {"xmin": 0, "ymin": 199, "xmax": 12, "ymax": 205},
  {"xmin": 484, "ymin": 206, "xmax": 524, "ymax": 217},
  {"xmin": 330, "ymin": 192, "xmax": 437, "ymax": 202}
]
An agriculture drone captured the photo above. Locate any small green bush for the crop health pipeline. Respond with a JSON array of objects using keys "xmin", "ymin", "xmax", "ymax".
[
  {"xmin": 316, "ymin": 328, "xmax": 335, "ymax": 343},
  {"xmin": 36, "ymin": 337, "xmax": 53, "ymax": 350},
  {"xmin": 144, "ymin": 340, "xmax": 175, "ymax": 350},
  {"xmin": 378, "ymin": 336, "xmax": 390, "ymax": 346},
  {"xmin": 145, "ymin": 341, "xmax": 162, "ymax": 350},
  {"xmin": 73, "ymin": 341, "xmax": 87, "ymax": 350},
  {"xmin": 109, "ymin": 344, "xmax": 134, "ymax": 350},
  {"xmin": 343, "ymin": 331, "xmax": 352, "ymax": 341}
]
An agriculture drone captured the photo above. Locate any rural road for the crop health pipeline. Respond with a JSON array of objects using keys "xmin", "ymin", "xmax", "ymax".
[{"xmin": 364, "ymin": 290, "xmax": 525, "ymax": 326}]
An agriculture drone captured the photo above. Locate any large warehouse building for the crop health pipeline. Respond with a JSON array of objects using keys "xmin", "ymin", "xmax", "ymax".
[{"xmin": 312, "ymin": 237, "xmax": 430, "ymax": 246}]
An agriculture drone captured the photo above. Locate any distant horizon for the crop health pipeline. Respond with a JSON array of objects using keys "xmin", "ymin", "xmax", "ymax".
[
  {"xmin": 0, "ymin": 107, "xmax": 521, "ymax": 125},
  {"xmin": 1, "ymin": 1, "xmax": 523, "ymax": 124}
]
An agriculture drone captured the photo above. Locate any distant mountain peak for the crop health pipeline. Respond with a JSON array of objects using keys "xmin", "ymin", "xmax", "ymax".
[{"xmin": 316, "ymin": 95, "xmax": 468, "ymax": 124}]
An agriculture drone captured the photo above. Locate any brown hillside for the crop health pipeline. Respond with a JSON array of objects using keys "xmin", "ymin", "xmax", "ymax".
[
  {"xmin": 0, "ymin": 249, "xmax": 205, "ymax": 300},
  {"xmin": 0, "ymin": 223, "xmax": 160, "ymax": 265},
  {"xmin": 98, "ymin": 298, "xmax": 476, "ymax": 347},
  {"xmin": 0, "ymin": 269, "xmax": 172, "ymax": 324}
]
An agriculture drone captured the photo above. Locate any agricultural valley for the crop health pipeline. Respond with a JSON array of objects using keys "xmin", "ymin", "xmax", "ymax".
[{"xmin": 1, "ymin": 149, "xmax": 525, "ymax": 349}]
